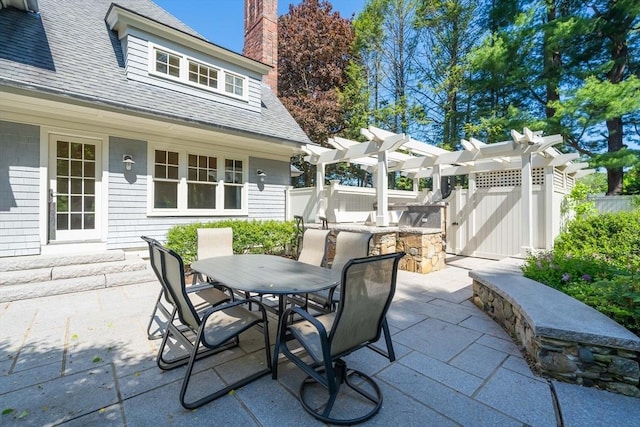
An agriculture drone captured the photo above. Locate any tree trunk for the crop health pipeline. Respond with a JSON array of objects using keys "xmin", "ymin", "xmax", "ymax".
[
  {"xmin": 606, "ymin": 117, "xmax": 624, "ymax": 195},
  {"xmin": 544, "ymin": 0, "xmax": 561, "ymax": 123}
]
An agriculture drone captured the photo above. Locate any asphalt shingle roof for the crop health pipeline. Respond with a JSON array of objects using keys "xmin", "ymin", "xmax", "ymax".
[{"xmin": 0, "ymin": 0, "xmax": 311, "ymax": 145}]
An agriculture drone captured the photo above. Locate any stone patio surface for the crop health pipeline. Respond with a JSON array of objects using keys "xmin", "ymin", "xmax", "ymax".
[{"xmin": 1, "ymin": 256, "xmax": 638, "ymax": 426}]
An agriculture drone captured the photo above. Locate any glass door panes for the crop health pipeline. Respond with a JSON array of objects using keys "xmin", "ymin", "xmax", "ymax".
[{"xmin": 55, "ymin": 140, "xmax": 96, "ymax": 231}]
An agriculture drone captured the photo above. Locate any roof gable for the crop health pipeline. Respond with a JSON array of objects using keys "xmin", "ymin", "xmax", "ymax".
[{"xmin": 0, "ymin": 0, "xmax": 310, "ymax": 146}]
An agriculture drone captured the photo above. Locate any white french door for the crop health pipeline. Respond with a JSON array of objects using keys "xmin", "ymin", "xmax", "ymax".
[{"xmin": 48, "ymin": 135, "xmax": 102, "ymax": 241}]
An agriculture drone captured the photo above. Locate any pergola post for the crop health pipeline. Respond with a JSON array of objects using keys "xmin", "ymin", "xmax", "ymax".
[
  {"xmin": 467, "ymin": 172, "xmax": 476, "ymax": 254},
  {"xmin": 316, "ymin": 163, "xmax": 325, "ymax": 221},
  {"xmin": 544, "ymin": 165, "xmax": 555, "ymax": 250},
  {"xmin": 432, "ymin": 164, "xmax": 441, "ymax": 196},
  {"xmin": 376, "ymin": 150, "xmax": 389, "ymax": 226},
  {"xmin": 521, "ymin": 153, "xmax": 533, "ymax": 254}
]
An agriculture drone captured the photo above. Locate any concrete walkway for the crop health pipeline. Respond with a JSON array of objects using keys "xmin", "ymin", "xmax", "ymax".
[{"xmin": 1, "ymin": 256, "xmax": 638, "ymax": 426}]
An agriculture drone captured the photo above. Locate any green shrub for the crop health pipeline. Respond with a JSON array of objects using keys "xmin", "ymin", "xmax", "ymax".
[
  {"xmin": 554, "ymin": 211, "xmax": 640, "ymax": 269},
  {"xmin": 522, "ymin": 252, "xmax": 639, "ymax": 335},
  {"xmin": 522, "ymin": 210, "xmax": 640, "ymax": 335},
  {"xmin": 165, "ymin": 219, "xmax": 296, "ymax": 266}
]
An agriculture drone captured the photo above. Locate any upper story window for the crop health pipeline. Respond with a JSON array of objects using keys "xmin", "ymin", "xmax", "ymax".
[
  {"xmin": 155, "ymin": 49, "xmax": 180, "ymax": 78},
  {"xmin": 151, "ymin": 148, "xmax": 247, "ymax": 215},
  {"xmin": 225, "ymin": 73, "xmax": 244, "ymax": 97},
  {"xmin": 149, "ymin": 44, "xmax": 246, "ymax": 100},
  {"xmin": 189, "ymin": 61, "xmax": 219, "ymax": 89}
]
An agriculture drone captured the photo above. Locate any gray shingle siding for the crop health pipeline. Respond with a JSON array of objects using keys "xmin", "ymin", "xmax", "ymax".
[
  {"xmin": 0, "ymin": 121, "xmax": 41, "ymax": 257},
  {"xmin": 248, "ymin": 158, "xmax": 290, "ymax": 221}
]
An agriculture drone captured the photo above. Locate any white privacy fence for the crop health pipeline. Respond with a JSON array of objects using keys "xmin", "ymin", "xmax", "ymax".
[
  {"xmin": 589, "ymin": 195, "xmax": 637, "ymax": 213},
  {"xmin": 288, "ymin": 167, "xmax": 575, "ymax": 260}
]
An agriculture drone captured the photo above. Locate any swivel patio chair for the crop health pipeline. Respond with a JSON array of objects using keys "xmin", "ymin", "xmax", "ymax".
[
  {"xmin": 142, "ymin": 235, "xmax": 231, "ymax": 340},
  {"xmin": 273, "ymin": 252, "xmax": 405, "ymax": 425},
  {"xmin": 153, "ymin": 241, "xmax": 272, "ymax": 409},
  {"xmin": 286, "ymin": 228, "xmax": 331, "ymax": 313},
  {"xmin": 307, "ymin": 231, "xmax": 397, "ymax": 361}
]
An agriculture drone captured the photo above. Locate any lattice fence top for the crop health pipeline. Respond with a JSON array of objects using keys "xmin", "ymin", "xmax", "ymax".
[{"xmin": 475, "ymin": 168, "xmax": 546, "ymax": 188}]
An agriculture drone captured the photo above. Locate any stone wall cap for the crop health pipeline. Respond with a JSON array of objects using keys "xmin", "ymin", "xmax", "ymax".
[{"xmin": 470, "ymin": 258, "xmax": 640, "ymax": 351}]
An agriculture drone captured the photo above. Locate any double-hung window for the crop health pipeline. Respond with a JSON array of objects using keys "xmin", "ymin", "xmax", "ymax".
[{"xmin": 151, "ymin": 148, "xmax": 246, "ymax": 215}]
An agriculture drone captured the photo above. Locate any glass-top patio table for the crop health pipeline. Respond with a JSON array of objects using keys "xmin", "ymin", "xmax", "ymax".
[{"xmin": 190, "ymin": 254, "xmax": 339, "ymax": 315}]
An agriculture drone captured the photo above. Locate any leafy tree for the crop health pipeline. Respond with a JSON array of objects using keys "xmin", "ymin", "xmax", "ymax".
[{"xmin": 278, "ymin": 0, "xmax": 356, "ymax": 186}]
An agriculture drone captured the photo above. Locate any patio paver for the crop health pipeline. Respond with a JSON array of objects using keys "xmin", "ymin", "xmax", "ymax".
[{"xmin": 1, "ymin": 256, "xmax": 638, "ymax": 426}]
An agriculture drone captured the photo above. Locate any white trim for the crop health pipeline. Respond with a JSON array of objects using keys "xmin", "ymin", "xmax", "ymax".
[
  {"xmin": 1, "ymin": 91, "xmax": 299, "ymax": 160},
  {"xmin": 106, "ymin": 4, "xmax": 270, "ymax": 75},
  {"xmin": 147, "ymin": 42, "xmax": 249, "ymax": 102}
]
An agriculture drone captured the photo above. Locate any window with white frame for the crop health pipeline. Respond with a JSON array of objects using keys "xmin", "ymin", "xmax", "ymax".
[
  {"xmin": 149, "ymin": 44, "xmax": 247, "ymax": 100},
  {"xmin": 225, "ymin": 73, "xmax": 244, "ymax": 97},
  {"xmin": 154, "ymin": 49, "xmax": 180, "ymax": 78},
  {"xmin": 152, "ymin": 148, "xmax": 245, "ymax": 214},
  {"xmin": 188, "ymin": 60, "xmax": 218, "ymax": 89},
  {"xmin": 187, "ymin": 154, "xmax": 217, "ymax": 209},
  {"xmin": 224, "ymin": 159, "xmax": 243, "ymax": 209}
]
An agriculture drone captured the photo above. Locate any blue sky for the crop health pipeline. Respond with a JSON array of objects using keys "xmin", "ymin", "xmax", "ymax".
[{"xmin": 153, "ymin": 1, "xmax": 367, "ymax": 54}]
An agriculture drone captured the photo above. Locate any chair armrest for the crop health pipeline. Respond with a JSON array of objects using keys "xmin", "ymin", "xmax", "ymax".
[
  {"xmin": 281, "ymin": 306, "xmax": 330, "ymax": 339},
  {"xmin": 200, "ymin": 298, "xmax": 269, "ymax": 324}
]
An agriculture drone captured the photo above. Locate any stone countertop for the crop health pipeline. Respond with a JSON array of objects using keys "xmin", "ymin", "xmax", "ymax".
[{"xmin": 308, "ymin": 222, "xmax": 442, "ymax": 235}]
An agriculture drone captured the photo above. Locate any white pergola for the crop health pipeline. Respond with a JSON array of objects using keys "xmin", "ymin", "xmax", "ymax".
[{"xmin": 303, "ymin": 126, "xmax": 592, "ymax": 251}]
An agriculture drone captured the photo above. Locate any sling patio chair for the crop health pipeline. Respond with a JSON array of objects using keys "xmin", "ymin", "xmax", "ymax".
[
  {"xmin": 273, "ymin": 252, "xmax": 405, "ymax": 425},
  {"xmin": 297, "ymin": 228, "xmax": 331, "ymax": 267},
  {"xmin": 141, "ymin": 235, "xmax": 231, "ymax": 340},
  {"xmin": 152, "ymin": 241, "xmax": 272, "ymax": 409},
  {"xmin": 286, "ymin": 228, "xmax": 331, "ymax": 314},
  {"xmin": 190, "ymin": 227, "xmax": 235, "ymax": 286},
  {"xmin": 307, "ymin": 231, "xmax": 397, "ymax": 362}
]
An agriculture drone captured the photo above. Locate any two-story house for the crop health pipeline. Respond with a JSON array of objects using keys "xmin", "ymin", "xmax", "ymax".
[{"xmin": 0, "ymin": 0, "xmax": 310, "ymax": 258}]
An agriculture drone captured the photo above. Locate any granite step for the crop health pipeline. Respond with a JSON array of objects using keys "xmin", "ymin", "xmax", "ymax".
[
  {"xmin": 0, "ymin": 250, "xmax": 126, "ymax": 272},
  {"xmin": 0, "ymin": 250, "xmax": 156, "ymax": 302},
  {"xmin": 0, "ymin": 270, "xmax": 157, "ymax": 302},
  {"xmin": 0, "ymin": 258, "xmax": 151, "ymax": 286}
]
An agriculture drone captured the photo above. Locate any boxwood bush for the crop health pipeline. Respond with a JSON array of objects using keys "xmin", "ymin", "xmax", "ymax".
[
  {"xmin": 522, "ymin": 211, "xmax": 640, "ymax": 336},
  {"xmin": 165, "ymin": 219, "xmax": 297, "ymax": 266}
]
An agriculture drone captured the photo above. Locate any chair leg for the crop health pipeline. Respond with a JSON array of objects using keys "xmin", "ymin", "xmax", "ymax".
[
  {"xmin": 298, "ymin": 359, "xmax": 383, "ymax": 425},
  {"xmin": 179, "ymin": 322, "xmax": 272, "ymax": 409},
  {"xmin": 366, "ymin": 317, "xmax": 396, "ymax": 362},
  {"xmin": 146, "ymin": 290, "xmax": 168, "ymax": 340}
]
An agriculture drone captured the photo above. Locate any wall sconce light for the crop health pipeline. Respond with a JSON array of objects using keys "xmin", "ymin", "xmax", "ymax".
[
  {"xmin": 257, "ymin": 169, "xmax": 267, "ymax": 182},
  {"xmin": 123, "ymin": 154, "xmax": 135, "ymax": 171}
]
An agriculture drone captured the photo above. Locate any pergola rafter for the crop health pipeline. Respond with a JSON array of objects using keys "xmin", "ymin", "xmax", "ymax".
[{"xmin": 301, "ymin": 126, "xmax": 592, "ymax": 229}]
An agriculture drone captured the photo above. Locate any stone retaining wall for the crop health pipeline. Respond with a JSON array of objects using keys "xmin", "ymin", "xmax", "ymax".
[
  {"xmin": 324, "ymin": 227, "xmax": 445, "ymax": 274},
  {"xmin": 474, "ymin": 281, "xmax": 640, "ymax": 397}
]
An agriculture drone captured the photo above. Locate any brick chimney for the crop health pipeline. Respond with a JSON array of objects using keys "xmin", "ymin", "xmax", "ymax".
[{"xmin": 244, "ymin": 0, "xmax": 278, "ymax": 94}]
